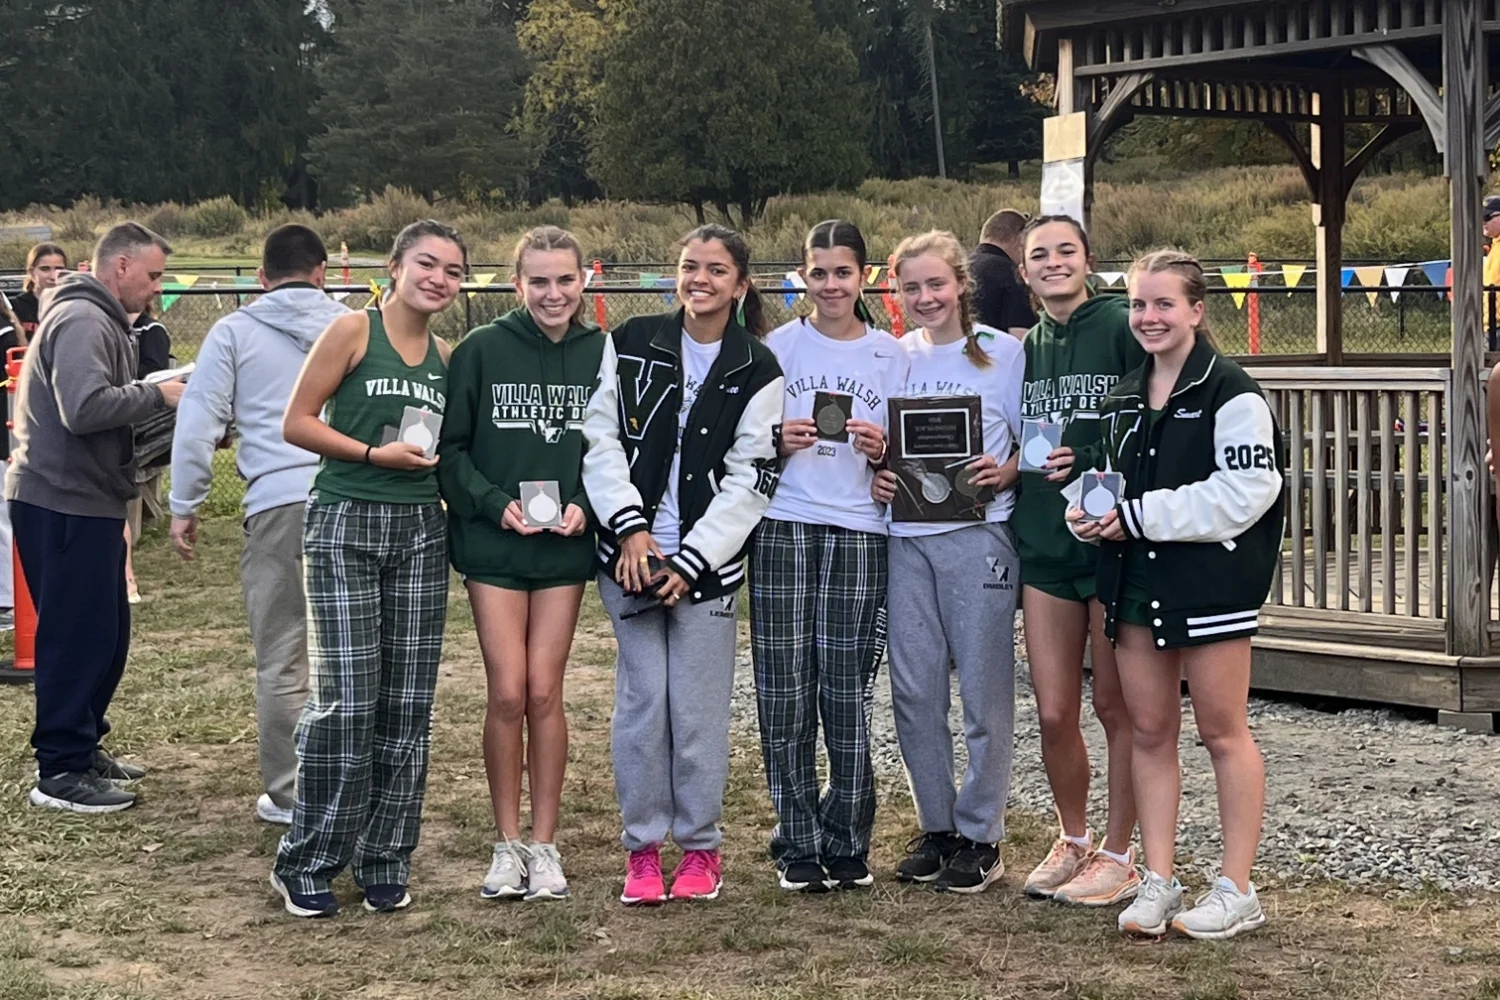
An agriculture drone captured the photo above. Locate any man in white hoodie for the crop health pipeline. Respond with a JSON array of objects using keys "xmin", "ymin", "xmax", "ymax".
[{"xmin": 168, "ymin": 225, "xmax": 349, "ymax": 825}]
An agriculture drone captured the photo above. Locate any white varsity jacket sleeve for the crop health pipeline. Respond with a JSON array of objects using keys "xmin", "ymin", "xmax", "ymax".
[
  {"xmin": 1119, "ymin": 392, "xmax": 1282, "ymax": 544},
  {"xmin": 581, "ymin": 337, "xmax": 649, "ymax": 539},
  {"xmin": 672, "ymin": 375, "xmax": 785, "ymax": 582}
]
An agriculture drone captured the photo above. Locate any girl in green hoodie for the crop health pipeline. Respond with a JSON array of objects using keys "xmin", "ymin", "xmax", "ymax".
[
  {"xmin": 1013, "ymin": 216, "xmax": 1146, "ymax": 908},
  {"xmin": 438, "ymin": 227, "xmax": 605, "ymax": 903}
]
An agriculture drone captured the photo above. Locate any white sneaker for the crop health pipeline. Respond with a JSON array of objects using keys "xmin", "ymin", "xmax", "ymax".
[
  {"xmin": 256, "ymin": 794, "xmax": 293, "ymax": 826},
  {"xmin": 1117, "ymin": 868, "xmax": 1184, "ymax": 937},
  {"xmin": 481, "ymin": 839, "xmax": 529, "ymax": 900},
  {"xmin": 1172, "ymin": 876, "xmax": 1267, "ymax": 940},
  {"xmin": 525, "ymin": 843, "xmax": 570, "ymax": 901}
]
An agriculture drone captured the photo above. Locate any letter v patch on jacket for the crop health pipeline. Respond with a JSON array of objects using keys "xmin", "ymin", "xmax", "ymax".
[{"xmin": 615, "ymin": 354, "xmax": 675, "ymax": 441}]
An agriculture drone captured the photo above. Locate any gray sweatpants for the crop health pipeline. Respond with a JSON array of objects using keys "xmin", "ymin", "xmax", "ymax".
[
  {"xmin": 887, "ymin": 522, "xmax": 1019, "ymax": 845},
  {"xmin": 598, "ymin": 574, "xmax": 740, "ymax": 852},
  {"xmin": 241, "ymin": 503, "xmax": 312, "ymax": 810}
]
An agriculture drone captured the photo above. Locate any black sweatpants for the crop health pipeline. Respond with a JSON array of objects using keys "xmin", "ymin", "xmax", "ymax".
[{"xmin": 12, "ymin": 500, "xmax": 131, "ymax": 777}]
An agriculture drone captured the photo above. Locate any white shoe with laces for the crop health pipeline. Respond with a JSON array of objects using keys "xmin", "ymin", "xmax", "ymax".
[
  {"xmin": 1171, "ymin": 876, "xmax": 1267, "ymax": 940},
  {"xmin": 1117, "ymin": 868, "xmax": 1183, "ymax": 937},
  {"xmin": 525, "ymin": 843, "xmax": 570, "ymax": 901},
  {"xmin": 481, "ymin": 839, "xmax": 529, "ymax": 900}
]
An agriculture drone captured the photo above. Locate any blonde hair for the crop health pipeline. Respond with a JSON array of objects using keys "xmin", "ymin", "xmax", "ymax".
[
  {"xmin": 892, "ymin": 230, "xmax": 991, "ymax": 369},
  {"xmin": 1126, "ymin": 248, "xmax": 1216, "ymax": 348},
  {"xmin": 512, "ymin": 225, "xmax": 589, "ymax": 327}
]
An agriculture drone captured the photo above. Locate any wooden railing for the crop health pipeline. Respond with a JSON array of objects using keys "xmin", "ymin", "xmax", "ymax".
[{"xmin": 1254, "ymin": 367, "xmax": 1453, "ymax": 651}]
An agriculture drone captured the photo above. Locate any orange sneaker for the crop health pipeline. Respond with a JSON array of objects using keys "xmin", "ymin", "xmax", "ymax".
[
  {"xmin": 1052, "ymin": 847, "xmax": 1140, "ymax": 906},
  {"xmin": 1023, "ymin": 833, "xmax": 1090, "ymax": 898}
]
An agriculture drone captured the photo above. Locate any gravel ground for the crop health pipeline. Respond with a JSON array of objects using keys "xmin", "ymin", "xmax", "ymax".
[{"xmin": 728, "ymin": 634, "xmax": 1500, "ymax": 893}]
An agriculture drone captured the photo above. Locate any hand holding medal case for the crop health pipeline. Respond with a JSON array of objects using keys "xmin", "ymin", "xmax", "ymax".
[
  {"xmin": 886, "ymin": 395, "xmax": 993, "ymax": 522},
  {"xmin": 519, "ymin": 480, "xmax": 564, "ymax": 529},
  {"xmin": 813, "ymin": 391, "xmax": 854, "ymax": 443},
  {"xmin": 1062, "ymin": 469, "xmax": 1126, "ymax": 523},
  {"xmin": 1018, "ymin": 418, "xmax": 1063, "ymax": 473}
]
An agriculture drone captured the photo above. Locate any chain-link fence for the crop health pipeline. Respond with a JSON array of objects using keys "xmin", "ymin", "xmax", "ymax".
[{"xmin": 150, "ymin": 275, "xmax": 1479, "ymax": 518}]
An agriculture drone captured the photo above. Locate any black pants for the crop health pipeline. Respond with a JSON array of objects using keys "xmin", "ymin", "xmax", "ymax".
[{"xmin": 12, "ymin": 500, "xmax": 130, "ymax": 776}]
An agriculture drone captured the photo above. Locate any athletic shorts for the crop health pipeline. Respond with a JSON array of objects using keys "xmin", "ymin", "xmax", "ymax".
[{"xmin": 1024, "ymin": 576, "xmax": 1096, "ymax": 604}]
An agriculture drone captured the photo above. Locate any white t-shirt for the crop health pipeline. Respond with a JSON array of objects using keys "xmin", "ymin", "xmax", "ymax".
[
  {"xmin": 763, "ymin": 318, "xmax": 909, "ymax": 534},
  {"xmin": 651, "ymin": 331, "xmax": 722, "ymax": 554},
  {"xmin": 887, "ymin": 324, "xmax": 1025, "ymax": 538}
]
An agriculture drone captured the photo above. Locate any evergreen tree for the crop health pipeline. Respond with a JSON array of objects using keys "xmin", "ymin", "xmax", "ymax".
[
  {"xmin": 591, "ymin": 0, "xmax": 869, "ymax": 223},
  {"xmin": 310, "ymin": 0, "xmax": 531, "ymax": 204}
]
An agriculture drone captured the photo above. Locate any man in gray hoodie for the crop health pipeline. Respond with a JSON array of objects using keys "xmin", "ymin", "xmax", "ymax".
[
  {"xmin": 168, "ymin": 225, "xmax": 349, "ymax": 826},
  {"xmin": 7, "ymin": 222, "xmax": 185, "ymax": 813}
]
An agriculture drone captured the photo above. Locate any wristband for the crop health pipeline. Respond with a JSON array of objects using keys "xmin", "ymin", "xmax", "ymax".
[{"xmin": 364, "ymin": 444, "xmax": 373, "ymax": 464}]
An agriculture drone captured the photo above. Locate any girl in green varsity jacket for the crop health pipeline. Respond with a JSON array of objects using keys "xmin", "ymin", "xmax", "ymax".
[
  {"xmin": 582, "ymin": 225, "xmax": 784, "ymax": 906},
  {"xmin": 438, "ymin": 227, "xmax": 605, "ymax": 903},
  {"xmin": 1069, "ymin": 249, "xmax": 1282, "ymax": 941},
  {"xmin": 1013, "ymin": 215, "xmax": 1145, "ymax": 907},
  {"xmin": 273, "ymin": 220, "xmax": 464, "ymax": 920}
]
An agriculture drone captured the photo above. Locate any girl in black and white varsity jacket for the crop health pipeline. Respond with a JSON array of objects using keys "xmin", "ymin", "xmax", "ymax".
[
  {"xmin": 582, "ymin": 225, "xmax": 783, "ymax": 907},
  {"xmin": 1068, "ymin": 250, "xmax": 1283, "ymax": 943}
]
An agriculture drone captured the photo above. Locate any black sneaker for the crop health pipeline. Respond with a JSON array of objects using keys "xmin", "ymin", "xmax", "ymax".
[
  {"xmin": 29, "ymin": 771, "xmax": 137, "ymax": 813},
  {"xmin": 271, "ymin": 873, "xmax": 339, "ymax": 918},
  {"xmin": 896, "ymin": 831, "xmax": 961, "ymax": 882},
  {"xmin": 94, "ymin": 747, "xmax": 146, "ymax": 783},
  {"xmin": 363, "ymin": 883, "xmax": 412, "ymax": 913},
  {"xmin": 933, "ymin": 839, "xmax": 1004, "ymax": 894},
  {"xmin": 825, "ymin": 856, "xmax": 874, "ymax": 890},
  {"xmin": 778, "ymin": 860, "xmax": 829, "ymax": 893}
]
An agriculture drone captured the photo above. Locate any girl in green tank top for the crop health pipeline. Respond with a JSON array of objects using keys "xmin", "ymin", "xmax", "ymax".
[{"xmin": 272, "ymin": 221, "xmax": 467, "ymax": 919}]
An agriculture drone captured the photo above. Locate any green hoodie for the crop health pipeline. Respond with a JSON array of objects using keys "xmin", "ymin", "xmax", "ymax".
[
  {"xmin": 438, "ymin": 308, "xmax": 607, "ymax": 586},
  {"xmin": 1013, "ymin": 293, "xmax": 1147, "ymax": 584}
]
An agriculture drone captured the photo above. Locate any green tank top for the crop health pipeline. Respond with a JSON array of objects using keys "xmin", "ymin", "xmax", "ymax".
[{"xmin": 312, "ymin": 308, "xmax": 447, "ymax": 506}]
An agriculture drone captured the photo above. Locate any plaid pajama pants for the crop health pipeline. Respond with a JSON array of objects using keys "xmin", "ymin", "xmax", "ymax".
[
  {"xmin": 750, "ymin": 518, "xmax": 888, "ymax": 866},
  {"xmin": 274, "ymin": 500, "xmax": 449, "ymax": 894}
]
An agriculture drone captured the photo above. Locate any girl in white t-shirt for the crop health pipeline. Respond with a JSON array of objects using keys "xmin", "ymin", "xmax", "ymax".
[
  {"xmin": 751, "ymin": 220, "xmax": 908, "ymax": 893},
  {"xmin": 872, "ymin": 230, "xmax": 1024, "ymax": 895}
]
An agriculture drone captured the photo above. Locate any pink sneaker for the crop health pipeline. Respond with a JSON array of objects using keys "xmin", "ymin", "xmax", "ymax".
[
  {"xmin": 669, "ymin": 849, "xmax": 722, "ymax": 901},
  {"xmin": 621, "ymin": 846, "xmax": 667, "ymax": 906}
]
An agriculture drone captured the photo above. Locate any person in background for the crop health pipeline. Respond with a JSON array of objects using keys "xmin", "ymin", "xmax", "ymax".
[
  {"xmin": 12, "ymin": 243, "xmax": 69, "ymax": 337},
  {"xmin": 121, "ymin": 304, "xmax": 173, "ymax": 604},
  {"xmin": 168, "ymin": 224, "xmax": 348, "ymax": 828},
  {"xmin": 1483, "ymin": 196, "xmax": 1500, "ymax": 349},
  {"xmin": 7, "ymin": 222, "xmax": 185, "ymax": 814},
  {"xmin": 0, "ymin": 294, "xmax": 18, "ymax": 631},
  {"xmin": 971, "ymin": 209, "xmax": 1038, "ymax": 340}
]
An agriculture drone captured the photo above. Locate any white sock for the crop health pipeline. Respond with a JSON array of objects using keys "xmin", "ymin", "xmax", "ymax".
[
  {"xmin": 1063, "ymin": 832, "xmax": 1092, "ymax": 850},
  {"xmin": 1100, "ymin": 846, "xmax": 1131, "ymax": 866}
]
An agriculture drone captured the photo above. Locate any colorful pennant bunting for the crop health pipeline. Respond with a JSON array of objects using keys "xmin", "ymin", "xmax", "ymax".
[
  {"xmin": 467, "ymin": 273, "xmax": 497, "ymax": 300},
  {"xmin": 1222, "ymin": 271, "xmax": 1254, "ymax": 309},
  {"xmin": 1384, "ymin": 266, "xmax": 1411, "ymax": 302},
  {"xmin": 1281, "ymin": 264, "xmax": 1308, "ymax": 292},
  {"xmin": 1353, "ymin": 265, "xmax": 1384, "ymax": 307}
]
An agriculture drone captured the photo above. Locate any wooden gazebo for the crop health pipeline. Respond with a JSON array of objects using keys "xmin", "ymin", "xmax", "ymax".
[{"xmin": 1002, "ymin": 0, "xmax": 1500, "ymax": 727}]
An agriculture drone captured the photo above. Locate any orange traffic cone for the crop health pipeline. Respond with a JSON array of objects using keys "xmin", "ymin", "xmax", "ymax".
[{"xmin": 0, "ymin": 346, "xmax": 32, "ymax": 684}]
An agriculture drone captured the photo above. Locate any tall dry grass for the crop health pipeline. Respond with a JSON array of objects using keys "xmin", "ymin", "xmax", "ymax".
[{"xmin": 0, "ymin": 165, "xmax": 1453, "ymax": 269}]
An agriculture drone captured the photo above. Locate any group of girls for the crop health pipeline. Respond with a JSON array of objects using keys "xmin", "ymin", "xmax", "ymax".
[{"xmin": 262, "ymin": 211, "xmax": 1281, "ymax": 943}]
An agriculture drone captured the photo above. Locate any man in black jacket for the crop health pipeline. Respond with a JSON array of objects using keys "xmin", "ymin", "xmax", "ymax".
[{"xmin": 971, "ymin": 209, "xmax": 1038, "ymax": 339}]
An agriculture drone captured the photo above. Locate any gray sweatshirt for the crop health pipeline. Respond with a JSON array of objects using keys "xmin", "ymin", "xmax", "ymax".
[
  {"xmin": 168, "ymin": 286, "xmax": 349, "ymax": 519},
  {"xmin": 4, "ymin": 272, "xmax": 167, "ymax": 519}
]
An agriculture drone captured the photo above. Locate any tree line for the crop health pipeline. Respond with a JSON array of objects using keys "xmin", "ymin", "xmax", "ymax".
[{"xmin": 0, "ymin": 0, "xmax": 1047, "ymax": 220}]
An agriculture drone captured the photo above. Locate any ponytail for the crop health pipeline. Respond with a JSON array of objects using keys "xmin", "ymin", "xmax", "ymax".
[
  {"xmin": 737, "ymin": 285, "xmax": 769, "ymax": 337},
  {"xmin": 853, "ymin": 294, "xmax": 874, "ymax": 325},
  {"xmin": 959, "ymin": 290, "xmax": 991, "ymax": 369}
]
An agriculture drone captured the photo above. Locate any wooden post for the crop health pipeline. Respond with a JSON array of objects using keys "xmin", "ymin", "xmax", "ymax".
[
  {"xmin": 1445, "ymin": 0, "xmax": 1489, "ymax": 659},
  {"xmin": 1055, "ymin": 37, "xmax": 1094, "ymax": 232},
  {"xmin": 1311, "ymin": 82, "xmax": 1346, "ymax": 365}
]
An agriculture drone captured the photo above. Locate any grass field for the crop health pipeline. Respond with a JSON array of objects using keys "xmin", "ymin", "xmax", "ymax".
[{"xmin": 1, "ymin": 523, "xmax": 1498, "ymax": 999}]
